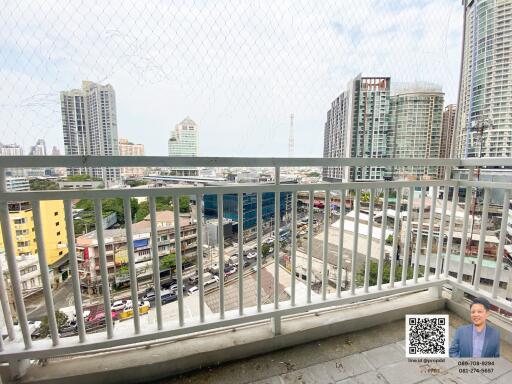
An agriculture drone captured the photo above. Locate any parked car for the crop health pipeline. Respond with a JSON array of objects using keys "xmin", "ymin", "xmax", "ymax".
[
  {"xmin": 203, "ymin": 275, "xmax": 220, "ymax": 287},
  {"xmin": 161, "ymin": 291, "xmax": 177, "ymax": 304},
  {"xmin": 143, "ymin": 290, "xmax": 156, "ymax": 302},
  {"xmin": 188, "ymin": 286, "xmax": 199, "ymax": 295},
  {"xmin": 246, "ymin": 251, "xmax": 257, "ymax": 259},
  {"xmin": 111, "ymin": 299, "xmax": 131, "ymax": 312},
  {"xmin": 224, "ymin": 266, "xmax": 237, "ymax": 276}
]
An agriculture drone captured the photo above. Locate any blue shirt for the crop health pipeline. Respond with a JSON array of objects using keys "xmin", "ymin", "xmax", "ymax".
[{"xmin": 472, "ymin": 325, "xmax": 486, "ymax": 358}]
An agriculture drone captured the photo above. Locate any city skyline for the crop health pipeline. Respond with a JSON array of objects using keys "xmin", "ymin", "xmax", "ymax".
[{"xmin": 0, "ymin": 1, "xmax": 463, "ymax": 158}]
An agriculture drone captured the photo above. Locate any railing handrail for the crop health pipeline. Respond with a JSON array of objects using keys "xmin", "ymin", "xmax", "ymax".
[{"xmin": 0, "ymin": 155, "xmax": 503, "ymax": 168}]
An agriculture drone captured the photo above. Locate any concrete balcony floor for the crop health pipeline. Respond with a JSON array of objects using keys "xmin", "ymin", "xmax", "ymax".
[{"xmin": 155, "ymin": 310, "xmax": 512, "ymax": 384}]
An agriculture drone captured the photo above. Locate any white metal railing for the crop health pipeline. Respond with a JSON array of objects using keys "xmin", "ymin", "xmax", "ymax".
[{"xmin": 0, "ymin": 156, "xmax": 511, "ymax": 375}]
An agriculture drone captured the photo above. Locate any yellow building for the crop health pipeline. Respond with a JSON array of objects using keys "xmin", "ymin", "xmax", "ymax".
[{"xmin": 0, "ymin": 200, "xmax": 68, "ymax": 265}]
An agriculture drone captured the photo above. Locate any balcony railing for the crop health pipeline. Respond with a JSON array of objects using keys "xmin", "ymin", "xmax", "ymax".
[{"xmin": 0, "ymin": 156, "xmax": 512, "ymax": 379}]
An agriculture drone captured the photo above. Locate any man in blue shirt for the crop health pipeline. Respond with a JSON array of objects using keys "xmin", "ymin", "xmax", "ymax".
[{"xmin": 449, "ymin": 296, "xmax": 500, "ymax": 358}]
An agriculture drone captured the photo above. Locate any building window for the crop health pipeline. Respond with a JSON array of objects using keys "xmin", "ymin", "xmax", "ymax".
[
  {"xmin": 55, "ymin": 222, "xmax": 59, "ymax": 226},
  {"xmin": 13, "ymin": 218, "xmax": 26, "ymax": 225},
  {"xmin": 59, "ymin": 251, "xmax": 63, "ymax": 256},
  {"xmin": 57, "ymin": 231, "xmax": 61, "ymax": 236},
  {"xmin": 54, "ymin": 212, "xmax": 59, "ymax": 216}
]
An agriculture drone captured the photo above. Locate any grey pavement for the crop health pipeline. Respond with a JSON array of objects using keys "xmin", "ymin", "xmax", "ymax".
[{"xmin": 154, "ymin": 310, "xmax": 512, "ymax": 384}]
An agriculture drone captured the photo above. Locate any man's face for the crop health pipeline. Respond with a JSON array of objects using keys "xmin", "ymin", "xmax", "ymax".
[{"xmin": 471, "ymin": 303, "xmax": 489, "ymax": 327}]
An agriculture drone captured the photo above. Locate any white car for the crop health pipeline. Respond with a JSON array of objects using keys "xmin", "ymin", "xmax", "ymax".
[
  {"xmin": 246, "ymin": 251, "xmax": 257, "ymax": 259},
  {"xmin": 111, "ymin": 300, "xmax": 131, "ymax": 312},
  {"xmin": 188, "ymin": 286, "xmax": 199, "ymax": 295}
]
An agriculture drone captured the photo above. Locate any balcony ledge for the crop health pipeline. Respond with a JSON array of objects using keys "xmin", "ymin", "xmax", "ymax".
[{"xmin": 9, "ymin": 291, "xmax": 451, "ymax": 384}]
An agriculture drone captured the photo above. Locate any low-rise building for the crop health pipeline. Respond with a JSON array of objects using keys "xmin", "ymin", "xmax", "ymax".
[{"xmin": 76, "ymin": 211, "xmax": 197, "ymax": 291}]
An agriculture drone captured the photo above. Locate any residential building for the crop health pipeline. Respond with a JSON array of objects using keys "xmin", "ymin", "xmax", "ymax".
[
  {"xmin": 0, "ymin": 143, "xmax": 23, "ymax": 156},
  {"xmin": 5, "ymin": 177, "xmax": 29, "ymax": 192},
  {"xmin": 441, "ymin": 104, "xmax": 457, "ymax": 159},
  {"xmin": 51, "ymin": 146, "xmax": 61, "ymax": 156},
  {"xmin": 455, "ymin": 0, "xmax": 512, "ymax": 159},
  {"xmin": 76, "ymin": 212, "xmax": 197, "ymax": 290},
  {"xmin": 389, "ymin": 83, "xmax": 444, "ymax": 179},
  {"xmin": 0, "ymin": 200, "xmax": 68, "ymax": 265},
  {"xmin": 118, "ymin": 138, "xmax": 145, "ymax": 179},
  {"xmin": 61, "ymin": 81, "xmax": 120, "ymax": 182},
  {"xmin": 0, "ymin": 143, "xmax": 25, "ymax": 177},
  {"xmin": 1, "ymin": 253, "xmax": 42, "ymax": 297},
  {"xmin": 168, "ymin": 117, "xmax": 198, "ymax": 176},
  {"xmin": 323, "ymin": 74, "xmax": 391, "ymax": 181}
]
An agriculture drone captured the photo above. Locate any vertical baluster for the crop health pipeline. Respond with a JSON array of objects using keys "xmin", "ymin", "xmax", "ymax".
[
  {"xmin": 149, "ymin": 196, "xmax": 163, "ymax": 329},
  {"xmin": 172, "ymin": 195, "xmax": 184, "ymax": 326},
  {"xmin": 195, "ymin": 193, "xmax": 204, "ymax": 323},
  {"xmin": 444, "ymin": 186, "xmax": 459, "ymax": 278},
  {"xmin": 0, "ymin": 201, "xmax": 32, "ymax": 348},
  {"xmin": 257, "ymin": 192, "xmax": 262, "ymax": 312},
  {"xmin": 473, "ymin": 188, "xmax": 490, "ymax": 290},
  {"xmin": 458, "ymin": 168, "xmax": 474, "ymax": 283},
  {"xmin": 492, "ymin": 190, "xmax": 510, "ymax": 298},
  {"xmin": 336, "ymin": 189, "xmax": 346, "ymax": 297},
  {"xmin": 401, "ymin": 187, "xmax": 414, "ymax": 285},
  {"xmin": 321, "ymin": 190, "xmax": 330, "ymax": 299},
  {"xmin": 217, "ymin": 194, "xmax": 225, "ymax": 319},
  {"xmin": 377, "ymin": 189, "xmax": 389, "ymax": 290},
  {"xmin": 413, "ymin": 187, "xmax": 426, "ymax": 284},
  {"xmin": 123, "ymin": 197, "xmax": 140, "ymax": 334},
  {"xmin": 93, "ymin": 199, "xmax": 114, "ymax": 338},
  {"xmin": 63, "ymin": 199, "xmax": 86, "ymax": 342},
  {"xmin": 390, "ymin": 188, "xmax": 402, "ymax": 288},
  {"xmin": 435, "ymin": 185, "xmax": 449, "ymax": 279},
  {"xmin": 307, "ymin": 190, "xmax": 314, "ymax": 303},
  {"xmin": 424, "ymin": 186, "xmax": 437, "ymax": 281},
  {"xmin": 237, "ymin": 193, "xmax": 244, "ymax": 315},
  {"xmin": 364, "ymin": 189, "xmax": 374, "ymax": 292},
  {"xmin": 351, "ymin": 189, "xmax": 361, "ymax": 295},
  {"xmin": 34, "ymin": 201, "xmax": 60, "ymax": 345},
  {"xmin": 274, "ymin": 190, "xmax": 280, "ymax": 309},
  {"xmin": 291, "ymin": 191, "xmax": 297, "ymax": 306}
]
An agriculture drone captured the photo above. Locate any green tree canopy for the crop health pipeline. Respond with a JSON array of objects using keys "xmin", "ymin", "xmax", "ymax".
[{"xmin": 40, "ymin": 310, "xmax": 68, "ymax": 338}]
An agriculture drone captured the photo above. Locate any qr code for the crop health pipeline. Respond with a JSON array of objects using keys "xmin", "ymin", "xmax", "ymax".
[{"xmin": 406, "ymin": 315, "xmax": 449, "ymax": 357}]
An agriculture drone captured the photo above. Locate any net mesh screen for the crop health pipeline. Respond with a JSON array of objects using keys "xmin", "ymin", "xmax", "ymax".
[{"xmin": 0, "ymin": 0, "xmax": 462, "ymax": 156}]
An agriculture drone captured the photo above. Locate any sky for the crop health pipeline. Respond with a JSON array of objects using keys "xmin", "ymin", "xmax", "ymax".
[{"xmin": 0, "ymin": 0, "xmax": 463, "ymax": 157}]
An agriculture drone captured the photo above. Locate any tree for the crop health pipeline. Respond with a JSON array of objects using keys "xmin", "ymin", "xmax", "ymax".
[
  {"xmin": 160, "ymin": 253, "xmax": 177, "ymax": 270},
  {"xmin": 40, "ymin": 310, "xmax": 68, "ymax": 338},
  {"xmin": 135, "ymin": 201, "xmax": 149, "ymax": 222},
  {"xmin": 355, "ymin": 260, "xmax": 423, "ymax": 287},
  {"xmin": 156, "ymin": 195, "xmax": 172, "ymax": 211},
  {"xmin": 262, "ymin": 243, "xmax": 271, "ymax": 256},
  {"xmin": 179, "ymin": 196, "xmax": 190, "ymax": 213},
  {"xmin": 29, "ymin": 179, "xmax": 59, "ymax": 191},
  {"xmin": 307, "ymin": 171, "xmax": 320, "ymax": 177},
  {"xmin": 126, "ymin": 179, "xmax": 148, "ymax": 187},
  {"xmin": 386, "ymin": 234, "xmax": 393, "ymax": 245}
]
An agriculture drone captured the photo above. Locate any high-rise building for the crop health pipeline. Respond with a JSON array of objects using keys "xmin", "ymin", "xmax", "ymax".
[
  {"xmin": 51, "ymin": 146, "xmax": 61, "ymax": 156},
  {"xmin": 61, "ymin": 81, "xmax": 120, "ymax": 182},
  {"xmin": 119, "ymin": 138, "xmax": 145, "ymax": 178},
  {"xmin": 29, "ymin": 139, "xmax": 47, "ymax": 156},
  {"xmin": 323, "ymin": 74, "xmax": 391, "ymax": 181},
  {"xmin": 455, "ymin": 0, "xmax": 512, "ymax": 159},
  {"xmin": 168, "ymin": 117, "xmax": 198, "ymax": 176},
  {"xmin": 389, "ymin": 83, "xmax": 444, "ymax": 179},
  {"xmin": 441, "ymin": 104, "xmax": 457, "ymax": 159}
]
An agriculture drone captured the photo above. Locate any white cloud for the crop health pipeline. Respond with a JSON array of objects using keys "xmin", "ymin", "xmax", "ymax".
[{"xmin": 0, "ymin": 0, "xmax": 463, "ymax": 156}]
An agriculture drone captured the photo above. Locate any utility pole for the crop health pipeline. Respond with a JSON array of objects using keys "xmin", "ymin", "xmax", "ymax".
[{"xmin": 468, "ymin": 119, "xmax": 492, "ymax": 254}]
